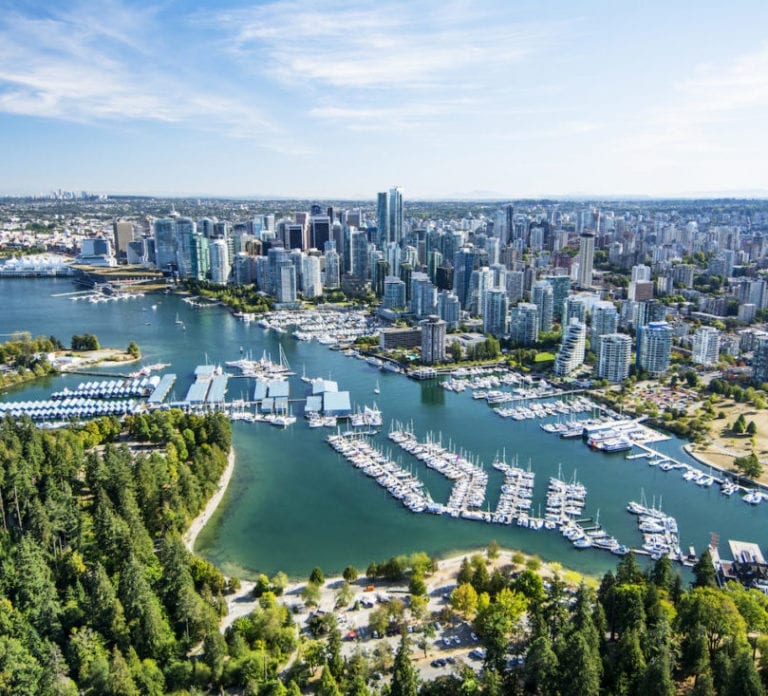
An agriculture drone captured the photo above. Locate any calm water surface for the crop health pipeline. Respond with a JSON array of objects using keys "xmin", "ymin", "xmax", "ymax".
[{"xmin": 1, "ymin": 278, "xmax": 763, "ymax": 578}]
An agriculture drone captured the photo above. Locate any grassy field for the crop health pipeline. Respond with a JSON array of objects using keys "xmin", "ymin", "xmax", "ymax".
[{"xmin": 686, "ymin": 397, "xmax": 768, "ymax": 485}]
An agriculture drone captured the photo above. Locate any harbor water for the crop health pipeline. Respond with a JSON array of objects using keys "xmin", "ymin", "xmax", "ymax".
[{"xmin": 1, "ymin": 278, "xmax": 765, "ymax": 579}]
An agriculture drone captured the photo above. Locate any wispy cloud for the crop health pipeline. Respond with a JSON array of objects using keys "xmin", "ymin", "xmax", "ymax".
[
  {"xmin": 222, "ymin": 0, "xmax": 560, "ymax": 89},
  {"xmin": 614, "ymin": 43, "xmax": 768, "ymax": 159},
  {"xmin": 0, "ymin": 1, "xmax": 284, "ymax": 145}
]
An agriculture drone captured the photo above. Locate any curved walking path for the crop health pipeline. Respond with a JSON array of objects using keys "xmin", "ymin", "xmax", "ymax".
[{"xmin": 183, "ymin": 448, "xmax": 236, "ymax": 553}]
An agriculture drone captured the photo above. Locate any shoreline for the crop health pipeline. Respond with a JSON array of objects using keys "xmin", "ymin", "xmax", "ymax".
[
  {"xmin": 184, "ymin": 448, "xmax": 236, "ymax": 553},
  {"xmin": 683, "ymin": 443, "xmax": 768, "ymax": 492},
  {"xmin": 221, "ymin": 545, "xmax": 599, "ymax": 631}
]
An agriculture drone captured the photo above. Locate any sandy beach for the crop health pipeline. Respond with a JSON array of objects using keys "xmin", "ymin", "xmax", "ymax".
[
  {"xmin": 183, "ymin": 448, "xmax": 236, "ymax": 553},
  {"xmin": 220, "ymin": 546, "xmax": 595, "ymax": 632}
]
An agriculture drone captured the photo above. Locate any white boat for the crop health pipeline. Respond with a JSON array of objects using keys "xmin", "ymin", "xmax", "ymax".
[
  {"xmin": 374, "ymin": 379, "xmax": 380, "ymax": 395},
  {"xmin": 743, "ymin": 490, "xmax": 763, "ymax": 505},
  {"xmin": 272, "ymin": 414, "xmax": 297, "ymax": 428}
]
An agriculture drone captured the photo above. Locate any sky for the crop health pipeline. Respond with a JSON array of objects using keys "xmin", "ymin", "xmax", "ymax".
[{"xmin": 1, "ymin": 0, "xmax": 767, "ymax": 199}]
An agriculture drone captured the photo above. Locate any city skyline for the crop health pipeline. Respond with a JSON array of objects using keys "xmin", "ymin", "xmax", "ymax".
[{"xmin": 1, "ymin": 1, "xmax": 767, "ymax": 199}]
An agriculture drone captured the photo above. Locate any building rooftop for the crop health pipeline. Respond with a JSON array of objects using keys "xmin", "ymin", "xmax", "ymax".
[
  {"xmin": 312, "ymin": 379, "xmax": 338, "ymax": 394},
  {"xmin": 206, "ymin": 375, "xmax": 228, "ymax": 404},
  {"xmin": 323, "ymin": 391, "xmax": 352, "ymax": 414},
  {"xmin": 729, "ymin": 540, "xmax": 766, "ymax": 565}
]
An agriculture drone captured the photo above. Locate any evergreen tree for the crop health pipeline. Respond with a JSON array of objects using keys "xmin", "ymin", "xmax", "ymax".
[
  {"xmin": 327, "ymin": 622, "xmax": 344, "ymax": 680},
  {"xmin": 670, "ymin": 573, "xmax": 684, "ymax": 605},
  {"xmin": 390, "ymin": 632, "xmax": 418, "ymax": 696},
  {"xmin": 615, "ymin": 628, "xmax": 646, "ymax": 696},
  {"xmin": 523, "ymin": 634, "xmax": 559, "ymax": 695},
  {"xmin": 0, "ymin": 636, "xmax": 44, "ymax": 696},
  {"xmin": 650, "ymin": 555, "xmax": 673, "ymax": 591},
  {"xmin": 691, "ymin": 667, "xmax": 717, "ymax": 696},
  {"xmin": 317, "ymin": 663, "xmax": 342, "ymax": 696},
  {"xmin": 481, "ymin": 667, "xmax": 502, "ymax": 696},
  {"xmin": 202, "ymin": 630, "xmax": 227, "ymax": 685},
  {"xmin": 616, "ymin": 552, "xmax": 644, "ymax": 585},
  {"xmin": 598, "ymin": 571, "xmax": 617, "ymax": 640},
  {"xmin": 346, "ymin": 673, "xmax": 370, "ymax": 696},
  {"xmin": 692, "ymin": 550, "xmax": 717, "ymax": 588},
  {"xmin": 640, "ymin": 652, "xmax": 675, "ymax": 696},
  {"xmin": 471, "ymin": 561, "xmax": 490, "ymax": 594},
  {"xmin": 457, "ymin": 557, "xmax": 473, "ymax": 585},
  {"xmin": 558, "ymin": 632, "xmax": 601, "ymax": 696},
  {"xmin": 88, "ymin": 562, "xmax": 130, "ymax": 650},
  {"xmin": 727, "ymin": 648, "xmax": 765, "ymax": 696},
  {"xmin": 107, "ymin": 646, "xmax": 139, "ymax": 696}
]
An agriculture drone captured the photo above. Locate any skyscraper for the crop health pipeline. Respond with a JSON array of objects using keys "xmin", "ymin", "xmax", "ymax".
[
  {"xmin": 692, "ymin": 326, "xmax": 721, "ymax": 366},
  {"xmin": 597, "ymin": 334, "xmax": 632, "ymax": 382},
  {"xmin": 376, "ymin": 192, "xmax": 389, "ymax": 247},
  {"xmin": 267, "ymin": 247, "xmax": 289, "ymax": 295},
  {"xmin": 389, "ymin": 186, "xmax": 404, "ymax": 245},
  {"xmin": 309, "ymin": 215, "xmax": 331, "ymax": 250},
  {"xmin": 453, "ymin": 246, "xmax": 477, "ymax": 311},
  {"xmin": 636, "ymin": 321, "xmax": 672, "ymax": 375},
  {"xmin": 323, "ymin": 241, "xmax": 340, "ymax": 290},
  {"xmin": 554, "ymin": 320, "xmax": 586, "ymax": 376},
  {"xmin": 753, "ymin": 336, "xmax": 768, "ymax": 386},
  {"xmin": 437, "ymin": 290, "xmax": 460, "ymax": 329},
  {"xmin": 509, "ymin": 303, "xmax": 539, "ymax": 345},
  {"xmin": 410, "ymin": 272, "xmax": 437, "ymax": 318},
  {"xmin": 113, "ymin": 220, "xmax": 135, "ymax": 259},
  {"xmin": 276, "ymin": 260, "xmax": 297, "ymax": 304},
  {"xmin": 470, "ymin": 266, "xmax": 494, "ymax": 316},
  {"xmin": 483, "ymin": 289, "xmax": 509, "ymax": 337},
  {"xmin": 209, "ymin": 239, "xmax": 230, "ymax": 284},
  {"xmin": 302, "ymin": 255, "xmax": 322, "ymax": 298},
  {"xmin": 563, "ymin": 296, "xmax": 587, "ymax": 325},
  {"xmin": 545, "ymin": 275, "xmax": 570, "ymax": 321},
  {"xmin": 420, "ymin": 315, "xmax": 447, "ymax": 364},
  {"xmin": 531, "ymin": 280, "xmax": 554, "ymax": 333},
  {"xmin": 577, "ymin": 232, "xmax": 595, "ymax": 289},
  {"xmin": 350, "ymin": 229, "xmax": 370, "ymax": 280},
  {"xmin": 383, "ymin": 276, "xmax": 407, "ymax": 310},
  {"xmin": 591, "ymin": 301, "xmax": 619, "ymax": 360},
  {"xmin": 153, "ymin": 218, "xmax": 177, "ymax": 270}
]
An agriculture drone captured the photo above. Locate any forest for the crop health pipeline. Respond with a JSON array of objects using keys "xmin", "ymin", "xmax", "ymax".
[
  {"xmin": 0, "ymin": 410, "xmax": 232, "ymax": 694},
  {"xmin": 1, "ymin": 408, "xmax": 768, "ymax": 694}
]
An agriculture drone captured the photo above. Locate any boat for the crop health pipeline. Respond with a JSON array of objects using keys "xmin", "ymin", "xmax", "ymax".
[
  {"xmin": 272, "ymin": 412, "xmax": 297, "ymax": 428},
  {"xmin": 175, "ymin": 313, "xmax": 183, "ymax": 325},
  {"xmin": 743, "ymin": 490, "xmax": 763, "ymax": 505},
  {"xmin": 596, "ymin": 437, "xmax": 633, "ymax": 453},
  {"xmin": 374, "ymin": 379, "xmax": 380, "ymax": 395}
]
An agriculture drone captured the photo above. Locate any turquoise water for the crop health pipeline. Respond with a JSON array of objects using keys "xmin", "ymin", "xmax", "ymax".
[{"xmin": 1, "ymin": 278, "xmax": 764, "ymax": 579}]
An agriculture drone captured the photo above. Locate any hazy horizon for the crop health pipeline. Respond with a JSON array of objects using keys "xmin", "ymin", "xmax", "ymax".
[{"xmin": 1, "ymin": 1, "xmax": 767, "ymax": 199}]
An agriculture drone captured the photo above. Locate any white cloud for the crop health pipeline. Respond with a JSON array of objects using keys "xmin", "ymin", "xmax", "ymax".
[
  {"xmin": 221, "ymin": 0, "xmax": 562, "ymax": 90},
  {"xmin": 615, "ymin": 43, "xmax": 768, "ymax": 159},
  {"xmin": 0, "ymin": 2, "xmax": 284, "ymax": 145}
]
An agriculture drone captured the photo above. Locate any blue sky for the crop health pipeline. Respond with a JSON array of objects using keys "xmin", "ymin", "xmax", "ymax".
[{"xmin": 1, "ymin": 0, "xmax": 767, "ymax": 199}]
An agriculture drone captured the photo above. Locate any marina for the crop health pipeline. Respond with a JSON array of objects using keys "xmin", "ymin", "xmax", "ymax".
[{"xmin": 2, "ymin": 278, "xmax": 768, "ymax": 577}]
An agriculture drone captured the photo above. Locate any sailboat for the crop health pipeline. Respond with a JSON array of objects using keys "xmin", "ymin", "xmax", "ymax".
[
  {"xmin": 272, "ymin": 405, "xmax": 297, "ymax": 428},
  {"xmin": 374, "ymin": 379, "xmax": 380, "ymax": 395}
]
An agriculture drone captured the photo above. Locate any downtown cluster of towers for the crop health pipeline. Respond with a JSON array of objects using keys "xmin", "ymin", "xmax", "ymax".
[{"xmin": 102, "ymin": 194, "xmax": 768, "ymax": 380}]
